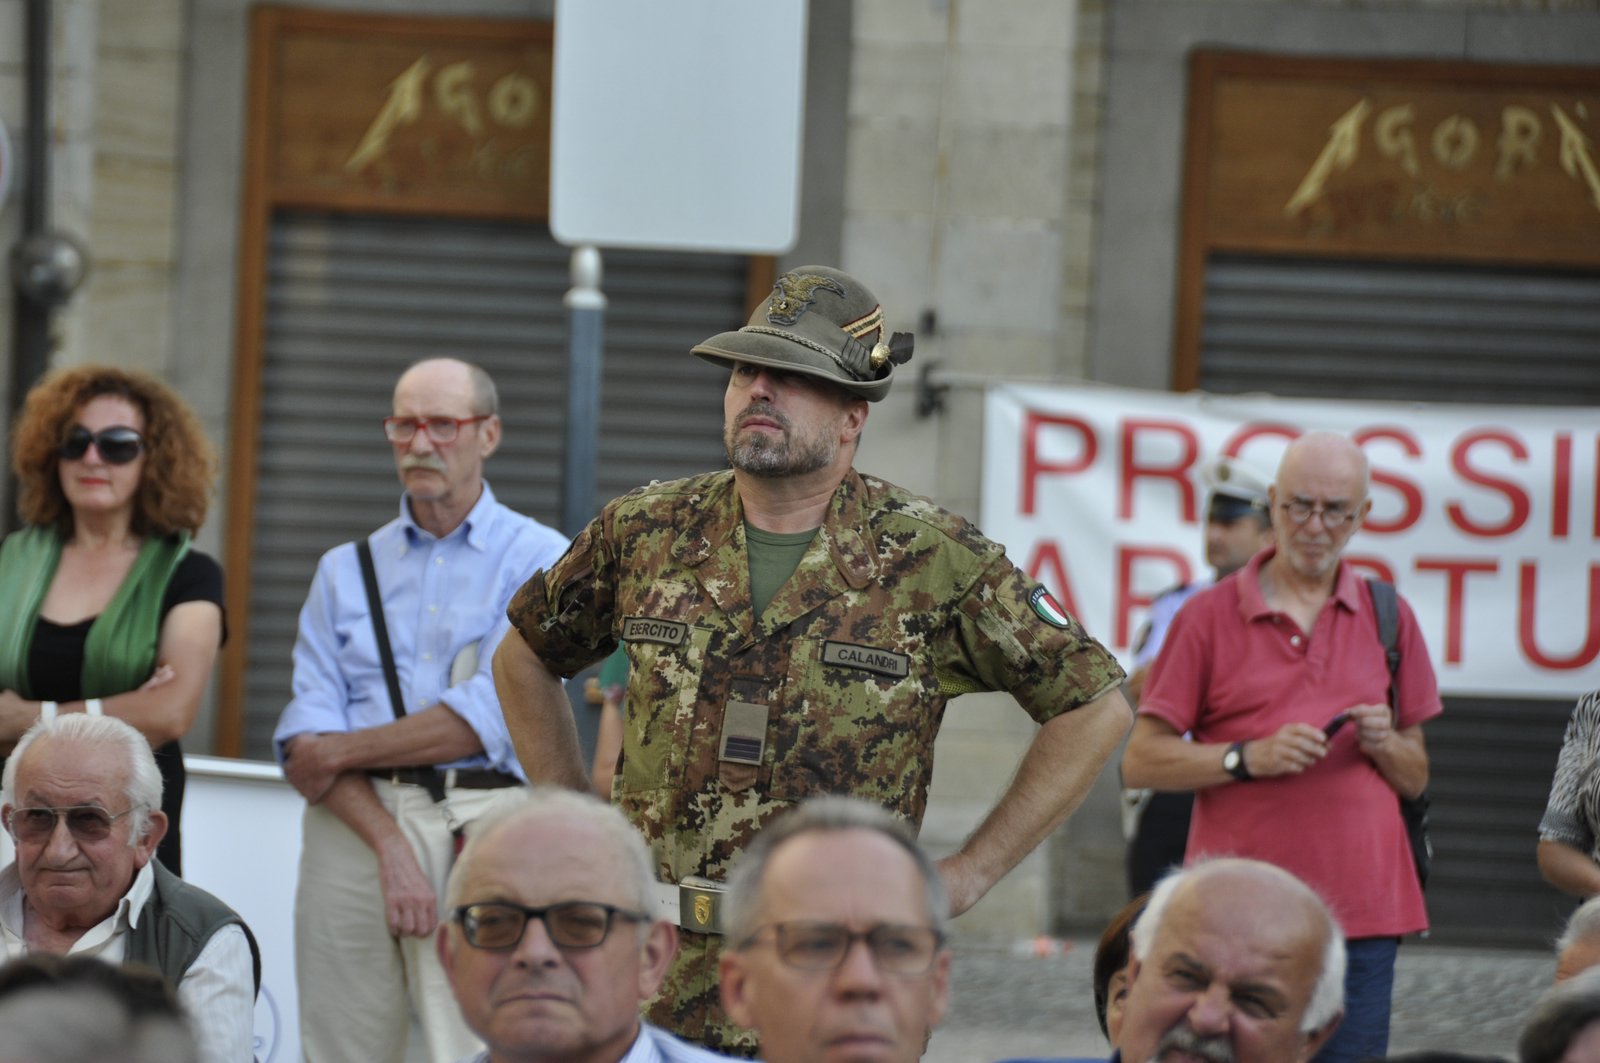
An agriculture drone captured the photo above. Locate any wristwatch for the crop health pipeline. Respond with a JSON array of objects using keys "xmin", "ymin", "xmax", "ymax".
[{"xmin": 1222, "ymin": 740, "xmax": 1253, "ymax": 781}]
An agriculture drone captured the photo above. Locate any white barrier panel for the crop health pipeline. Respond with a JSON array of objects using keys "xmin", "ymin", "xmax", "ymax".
[{"xmin": 182, "ymin": 755, "xmax": 303, "ymax": 1063}]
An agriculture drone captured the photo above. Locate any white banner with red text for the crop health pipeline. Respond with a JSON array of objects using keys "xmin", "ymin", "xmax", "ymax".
[{"xmin": 979, "ymin": 383, "xmax": 1599, "ymax": 698}]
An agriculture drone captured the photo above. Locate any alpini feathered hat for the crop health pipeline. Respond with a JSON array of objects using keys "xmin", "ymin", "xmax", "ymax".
[{"xmin": 691, "ymin": 265, "xmax": 913, "ymax": 402}]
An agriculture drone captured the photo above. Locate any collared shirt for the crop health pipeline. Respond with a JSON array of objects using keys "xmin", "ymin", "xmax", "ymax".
[
  {"xmin": 452, "ymin": 1021, "xmax": 739, "ymax": 1063},
  {"xmin": 1139, "ymin": 547, "xmax": 1442, "ymax": 938},
  {"xmin": 1133, "ymin": 579, "xmax": 1209, "ymax": 671},
  {"xmin": 0, "ymin": 861, "xmax": 255, "ymax": 1063},
  {"xmin": 274, "ymin": 482, "xmax": 569, "ymax": 775}
]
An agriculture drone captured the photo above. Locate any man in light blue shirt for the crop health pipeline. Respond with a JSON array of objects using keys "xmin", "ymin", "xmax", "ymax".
[{"xmin": 274, "ymin": 358, "xmax": 569, "ymax": 1063}]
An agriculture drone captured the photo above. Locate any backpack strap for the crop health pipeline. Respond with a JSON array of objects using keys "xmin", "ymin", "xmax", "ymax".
[{"xmin": 1365, "ymin": 577, "xmax": 1401, "ymax": 709}]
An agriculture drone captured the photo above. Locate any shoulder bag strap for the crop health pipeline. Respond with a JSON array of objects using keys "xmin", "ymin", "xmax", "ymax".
[
  {"xmin": 356, "ymin": 538, "xmax": 406, "ymax": 723},
  {"xmin": 355, "ymin": 539, "xmax": 457, "ymax": 818}
]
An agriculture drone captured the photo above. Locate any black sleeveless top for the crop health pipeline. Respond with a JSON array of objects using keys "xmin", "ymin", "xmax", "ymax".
[{"xmin": 26, "ymin": 550, "xmax": 225, "ymax": 876}]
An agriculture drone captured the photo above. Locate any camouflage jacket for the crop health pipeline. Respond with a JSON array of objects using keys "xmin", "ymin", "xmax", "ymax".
[{"xmin": 506, "ymin": 468, "xmax": 1123, "ymax": 1048}]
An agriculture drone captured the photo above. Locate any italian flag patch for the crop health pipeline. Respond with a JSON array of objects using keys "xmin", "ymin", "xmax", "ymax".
[{"xmin": 1029, "ymin": 586, "xmax": 1072, "ymax": 628}]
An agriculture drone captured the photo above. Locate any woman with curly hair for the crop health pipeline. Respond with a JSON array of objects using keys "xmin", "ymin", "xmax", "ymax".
[{"xmin": 0, "ymin": 365, "xmax": 224, "ymax": 874}]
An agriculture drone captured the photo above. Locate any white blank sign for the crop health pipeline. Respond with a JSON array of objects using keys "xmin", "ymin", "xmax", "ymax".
[{"xmin": 550, "ymin": 0, "xmax": 808, "ymax": 253}]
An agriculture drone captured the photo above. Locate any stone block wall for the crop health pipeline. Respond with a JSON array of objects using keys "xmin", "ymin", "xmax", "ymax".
[
  {"xmin": 1, "ymin": 1, "xmax": 188, "ymax": 380},
  {"xmin": 846, "ymin": 0, "xmax": 1124, "ymax": 938}
]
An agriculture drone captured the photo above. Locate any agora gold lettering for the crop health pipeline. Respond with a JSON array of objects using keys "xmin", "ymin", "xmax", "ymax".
[{"xmin": 1285, "ymin": 98, "xmax": 1600, "ymax": 217}]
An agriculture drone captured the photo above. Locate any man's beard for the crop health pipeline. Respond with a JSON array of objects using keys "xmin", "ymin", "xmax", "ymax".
[
  {"xmin": 1148, "ymin": 1021, "xmax": 1236, "ymax": 1063},
  {"xmin": 725, "ymin": 403, "xmax": 838, "ymax": 478}
]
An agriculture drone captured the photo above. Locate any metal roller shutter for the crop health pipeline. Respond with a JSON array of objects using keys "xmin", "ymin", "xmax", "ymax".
[
  {"xmin": 1199, "ymin": 255, "xmax": 1600, "ymax": 405},
  {"xmin": 1197, "ymin": 251, "xmax": 1600, "ymax": 945},
  {"xmin": 239, "ymin": 210, "xmax": 747, "ymax": 758}
]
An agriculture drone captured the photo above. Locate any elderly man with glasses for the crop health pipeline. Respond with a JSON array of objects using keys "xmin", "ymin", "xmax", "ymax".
[
  {"xmin": 717, "ymin": 796, "xmax": 951, "ymax": 1063},
  {"xmin": 436, "ymin": 787, "xmax": 735, "ymax": 1063},
  {"xmin": 273, "ymin": 357, "xmax": 569, "ymax": 1063},
  {"xmin": 1123, "ymin": 431, "xmax": 1442, "ymax": 1063},
  {"xmin": 0, "ymin": 714, "xmax": 259, "ymax": 1063}
]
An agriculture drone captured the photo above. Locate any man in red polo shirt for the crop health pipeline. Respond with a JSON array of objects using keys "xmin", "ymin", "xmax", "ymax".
[{"xmin": 1121, "ymin": 430, "xmax": 1441, "ymax": 1063}]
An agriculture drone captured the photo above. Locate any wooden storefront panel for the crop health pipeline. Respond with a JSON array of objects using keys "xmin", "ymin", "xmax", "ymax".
[
  {"xmin": 263, "ymin": 10, "xmax": 552, "ymax": 218},
  {"xmin": 1193, "ymin": 53, "xmax": 1600, "ymax": 267}
]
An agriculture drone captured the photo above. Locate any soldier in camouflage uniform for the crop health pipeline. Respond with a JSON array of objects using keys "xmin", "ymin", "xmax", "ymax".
[{"xmin": 493, "ymin": 265, "xmax": 1131, "ymax": 1054}]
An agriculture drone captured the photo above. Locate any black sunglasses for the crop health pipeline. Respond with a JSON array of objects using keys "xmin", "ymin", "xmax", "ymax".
[{"xmin": 59, "ymin": 426, "xmax": 145, "ymax": 465}]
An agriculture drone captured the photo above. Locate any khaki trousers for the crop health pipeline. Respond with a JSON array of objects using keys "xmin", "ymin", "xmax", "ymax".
[{"xmin": 295, "ymin": 779, "xmax": 524, "ymax": 1063}]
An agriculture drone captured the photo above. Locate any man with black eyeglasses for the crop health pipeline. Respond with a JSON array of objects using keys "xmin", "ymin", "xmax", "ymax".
[
  {"xmin": 0, "ymin": 714, "xmax": 259, "ymax": 1063},
  {"xmin": 717, "ymin": 796, "xmax": 951, "ymax": 1063},
  {"xmin": 1123, "ymin": 431, "xmax": 1441, "ymax": 1063},
  {"xmin": 274, "ymin": 358, "xmax": 569, "ymax": 1063},
  {"xmin": 436, "ymin": 787, "xmax": 735, "ymax": 1063}
]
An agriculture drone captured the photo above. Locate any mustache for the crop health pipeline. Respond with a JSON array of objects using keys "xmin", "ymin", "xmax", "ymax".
[
  {"xmin": 1154, "ymin": 1022, "xmax": 1235, "ymax": 1063},
  {"xmin": 734, "ymin": 402, "xmax": 790, "ymax": 431},
  {"xmin": 401, "ymin": 454, "xmax": 448, "ymax": 474}
]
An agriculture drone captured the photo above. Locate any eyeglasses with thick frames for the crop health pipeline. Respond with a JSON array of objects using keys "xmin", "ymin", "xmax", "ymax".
[
  {"xmin": 382, "ymin": 416, "xmax": 490, "ymax": 445},
  {"xmin": 737, "ymin": 921, "xmax": 945, "ymax": 975},
  {"xmin": 1279, "ymin": 498, "xmax": 1360, "ymax": 529},
  {"xmin": 6, "ymin": 804, "xmax": 142, "ymax": 844},
  {"xmin": 452, "ymin": 900, "xmax": 647, "ymax": 951},
  {"xmin": 58, "ymin": 426, "xmax": 145, "ymax": 466}
]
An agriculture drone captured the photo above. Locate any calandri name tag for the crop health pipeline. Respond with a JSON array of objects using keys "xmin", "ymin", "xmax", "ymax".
[{"xmin": 821, "ymin": 641, "xmax": 910, "ymax": 679}]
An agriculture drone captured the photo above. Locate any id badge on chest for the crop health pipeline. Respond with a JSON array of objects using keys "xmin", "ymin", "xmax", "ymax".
[{"xmin": 720, "ymin": 699, "xmax": 769, "ymax": 766}]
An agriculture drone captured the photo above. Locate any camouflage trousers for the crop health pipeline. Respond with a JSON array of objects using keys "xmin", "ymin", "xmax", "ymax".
[{"xmin": 644, "ymin": 929, "xmax": 759, "ymax": 1057}]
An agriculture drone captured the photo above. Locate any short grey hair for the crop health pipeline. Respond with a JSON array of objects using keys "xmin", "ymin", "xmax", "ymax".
[
  {"xmin": 2, "ymin": 715, "xmax": 163, "ymax": 843},
  {"xmin": 463, "ymin": 361, "xmax": 498, "ymax": 416},
  {"xmin": 722, "ymin": 796, "xmax": 949, "ymax": 946},
  {"xmin": 1130, "ymin": 858, "xmax": 1346, "ymax": 1033},
  {"xmin": 1557, "ymin": 896, "xmax": 1600, "ymax": 958},
  {"xmin": 1521, "ymin": 965, "xmax": 1600, "ymax": 1063},
  {"xmin": 443, "ymin": 787, "xmax": 655, "ymax": 913}
]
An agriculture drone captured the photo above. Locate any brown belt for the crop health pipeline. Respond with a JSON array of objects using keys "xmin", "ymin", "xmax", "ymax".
[{"xmin": 367, "ymin": 767, "xmax": 523, "ymax": 790}]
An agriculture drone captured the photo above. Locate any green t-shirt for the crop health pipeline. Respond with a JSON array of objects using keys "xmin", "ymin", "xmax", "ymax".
[
  {"xmin": 745, "ymin": 522, "xmax": 819, "ymax": 618},
  {"xmin": 598, "ymin": 645, "xmax": 629, "ymax": 688}
]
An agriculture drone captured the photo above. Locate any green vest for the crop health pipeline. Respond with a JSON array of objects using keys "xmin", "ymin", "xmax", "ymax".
[
  {"xmin": 124, "ymin": 860, "xmax": 261, "ymax": 996},
  {"xmin": 0, "ymin": 527, "xmax": 191, "ymax": 697}
]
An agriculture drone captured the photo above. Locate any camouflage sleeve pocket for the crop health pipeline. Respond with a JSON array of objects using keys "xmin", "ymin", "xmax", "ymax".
[{"xmin": 507, "ymin": 560, "xmax": 610, "ymax": 678}]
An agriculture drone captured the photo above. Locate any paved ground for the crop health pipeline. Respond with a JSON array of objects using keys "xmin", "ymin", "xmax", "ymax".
[{"xmin": 924, "ymin": 937, "xmax": 1554, "ymax": 1062}]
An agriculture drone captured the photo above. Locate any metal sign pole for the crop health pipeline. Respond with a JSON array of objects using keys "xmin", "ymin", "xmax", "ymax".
[{"xmin": 561, "ymin": 245, "xmax": 606, "ymax": 537}]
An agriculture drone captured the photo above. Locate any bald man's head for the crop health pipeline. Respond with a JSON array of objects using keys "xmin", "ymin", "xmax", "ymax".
[{"xmin": 1268, "ymin": 432, "xmax": 1371, "ymax": 583}]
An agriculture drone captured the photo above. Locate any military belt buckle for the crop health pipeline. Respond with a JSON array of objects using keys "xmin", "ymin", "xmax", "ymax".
[{"xmin": 678, "ymin": 876, "xmax": 725, "ymax": 935}]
